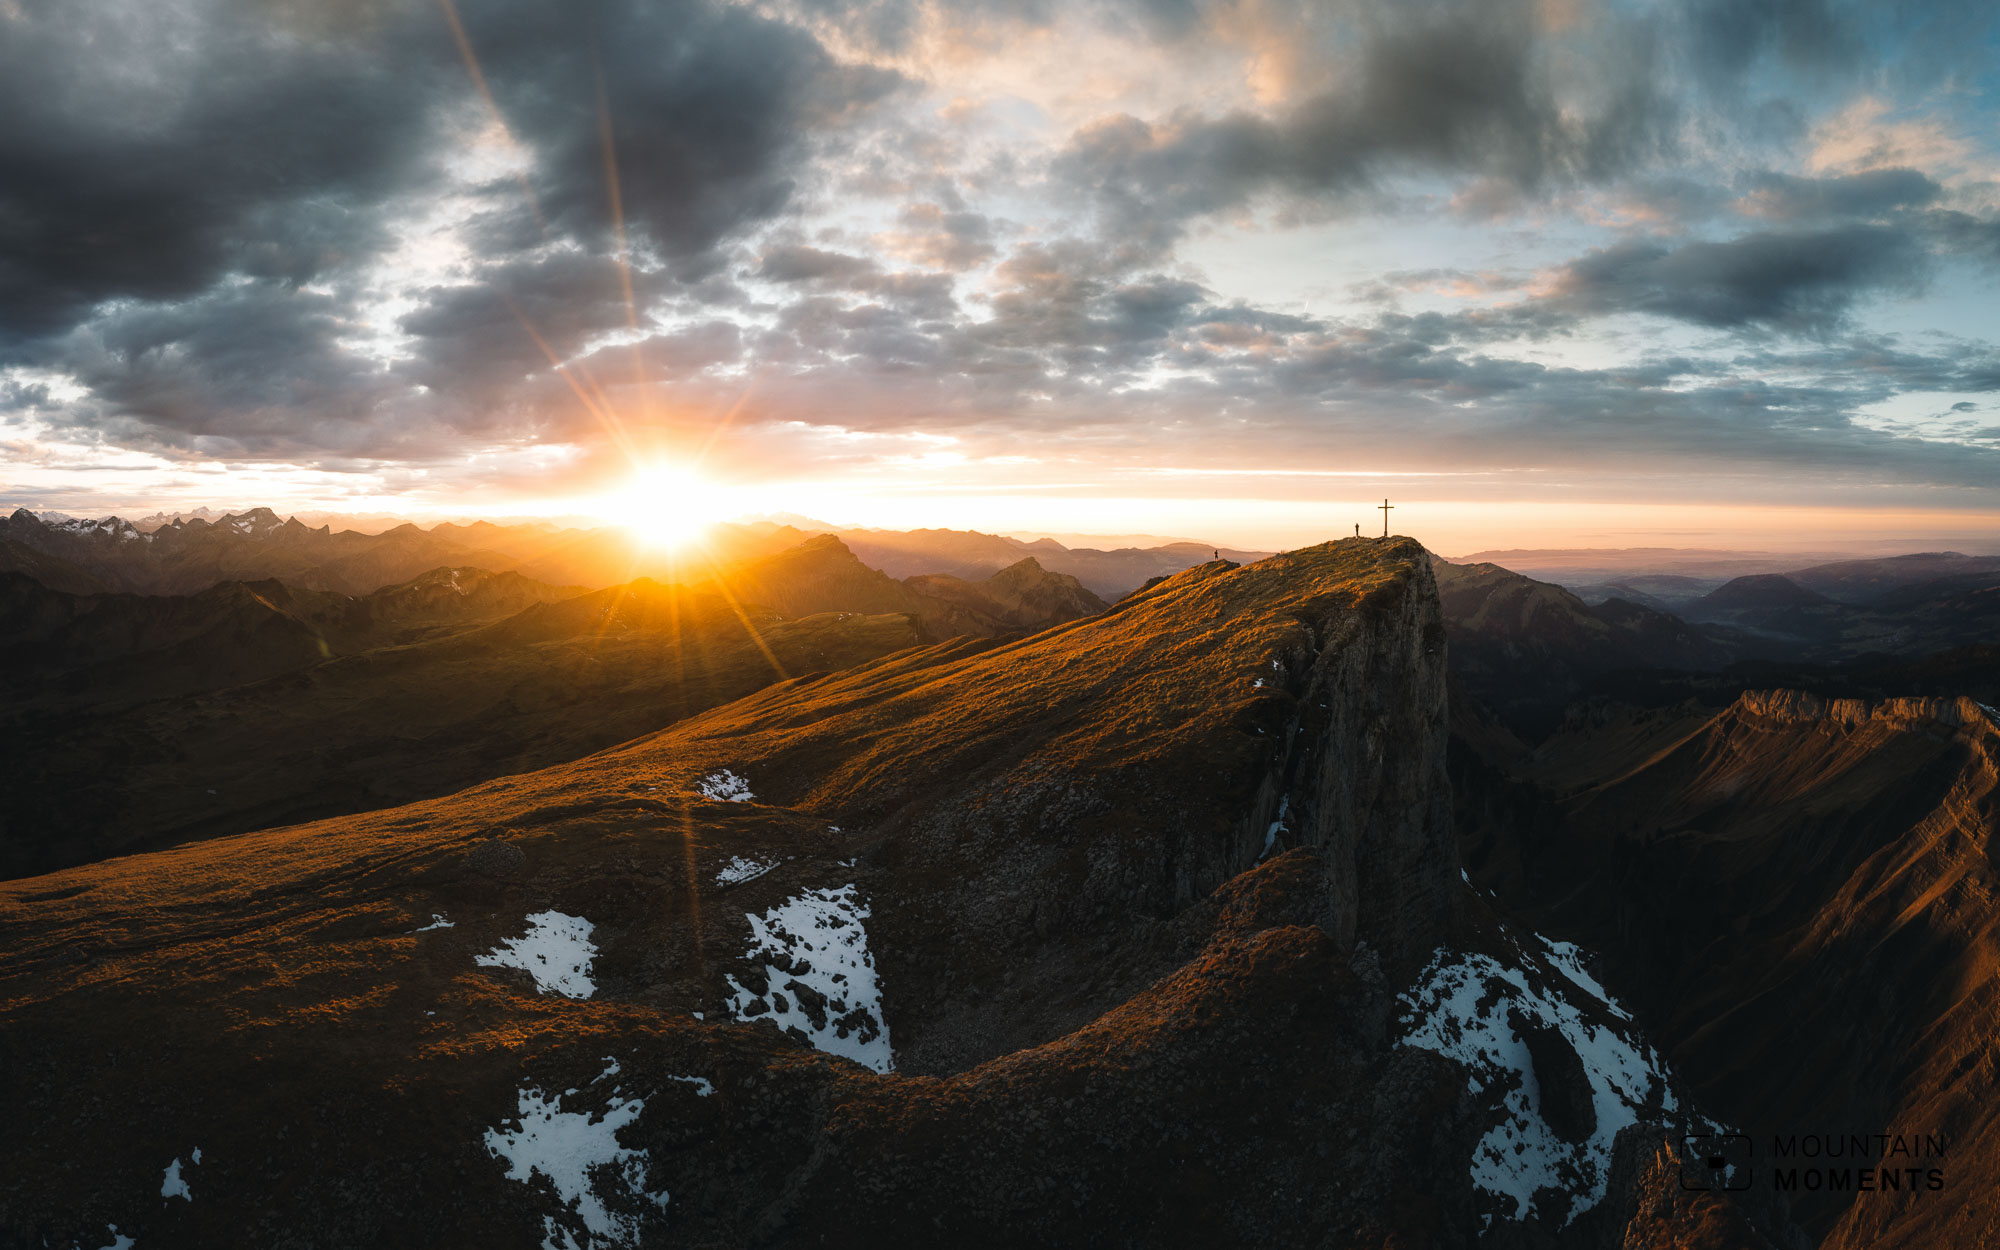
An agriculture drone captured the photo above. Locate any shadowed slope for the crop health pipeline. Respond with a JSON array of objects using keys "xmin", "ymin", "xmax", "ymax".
[
  {"xmin": 0, "ymin": 537, "xmax": 108, "ymax": 595},
  {"xmin": 1434, "ymin": 558, "xmax": 1731, "ymax": 737},
  {"xmin": 1464, "ymin": 692, "xmax": 2000, "ymax": 1245},
  {"xmin": 0, "ymin": 579, "xmax": 924, "ymax": 880},
  {"xmin": 0, "ymin": 566, "xmax": 590, "ymax": 717}
]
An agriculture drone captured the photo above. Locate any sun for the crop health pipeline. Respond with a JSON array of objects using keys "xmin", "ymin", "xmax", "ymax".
[{"xmin": 603, "ymin": 464, "xmax": 733, "ymax": 550}]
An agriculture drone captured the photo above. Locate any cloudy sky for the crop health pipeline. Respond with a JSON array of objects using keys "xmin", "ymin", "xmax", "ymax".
[{"xmin": 3, "ymin": 0, "xmax": 1999, "ymax": 552}]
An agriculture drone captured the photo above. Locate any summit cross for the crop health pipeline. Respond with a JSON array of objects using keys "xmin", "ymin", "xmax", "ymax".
[{"xmin": 1378, "ymin": 498, "xmax": 1393, "ymax": 537}]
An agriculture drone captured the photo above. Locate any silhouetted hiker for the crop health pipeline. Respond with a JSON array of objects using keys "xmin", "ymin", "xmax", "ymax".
[
  {"xmin": 1353, "ymin": 523, "xmax": 1360, "ymax": 537},
  {"xmin": 1212, "ymin": 549, "xmax": 1218, "ymax": 561}
]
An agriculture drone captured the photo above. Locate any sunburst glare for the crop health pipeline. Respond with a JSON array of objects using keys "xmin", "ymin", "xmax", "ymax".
[{"xmin": 600, "ymin": 463, "xmax": 740, "ymax": 550}]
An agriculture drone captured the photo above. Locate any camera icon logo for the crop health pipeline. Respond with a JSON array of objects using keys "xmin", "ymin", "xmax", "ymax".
[{"xmin": 1680, "ymin": 1132, "xmax": 1752, "ymax": 1191}]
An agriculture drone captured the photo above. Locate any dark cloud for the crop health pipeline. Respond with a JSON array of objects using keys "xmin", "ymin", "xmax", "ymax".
[
  {"xmin": 565, "ymin": 320, "xmax": 745, "ymax": 384},
  {"xmin": 1736, "ymin": 168, "xmax": 1941, "ymax": 222},
  {"xmin": 879, "ymin": 204, "xmax": 999, "ymax": 271},
  {"xmin": 1678, "ymin": 0, "xmax": 1863, "ymax": 88},
  {"xmin": 395, "ymin": 250, "xmax": 674, "ymax": 402},
  {"xmin": 759, "ymin": 245, "xmax": 883, "ymax": 285},
  {"xmin": 1054, "ymin": 0, "xmax": 1671, "ymax": 240},
  {"xmin": 1542, "ymin": 226, "xmax": 1928, "ymax": 333},
  {"xmin": 0, "ymin": 0, "xmax": 903, "ymax": 458},
  {"xmin": 753, "ymin": 245, "xmax": 960, "ymax": 320},
  {"xmin": 1356, "ymin": 269, "xmax": 1531, "ymax": 305},
  {"xmin": 473, "ymin": 0, "xmax": 902, "ymax": 266},
  {"xmin": 702, "ymin": 280, "xmax": 2000, "ymax": 494},
  {"xmin": 0, "ymin": 0, "xmax": 445, "ymax": 340},
  {"xmin": 32, "ymin": 279, "xmax": 403, "ymax": 459},
  {"xmin": 966, "ymin": 242, "xmax": 1217, "ymax": 377},
  {"xmin": 1928, "ymin": 211, "xmax": 2000, "ymax": 265}
]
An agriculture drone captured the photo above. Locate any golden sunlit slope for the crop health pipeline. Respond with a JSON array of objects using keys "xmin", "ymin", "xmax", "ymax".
[
  {"xmin": 1432, "ymin": 557, "xmax": 1732, "ymax": 737},
  {"xmin": 695, "ymin": 533, "xmax": 1109, "ymax": 643},
  {"xmin": 2, "ymin": 537, "xmax": 1580, "ymax": 1249},
  {"xmin": 0, "ymin": 565, "xmax": 589, "ymax": 717}
]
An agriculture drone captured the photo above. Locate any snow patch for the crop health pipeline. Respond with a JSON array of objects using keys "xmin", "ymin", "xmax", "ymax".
[
  {"xmin": 160, "ymin": 1155, "xmax": 193, "ymax": 1201},
  {"xmin": 725, "ymin": 884, "xmax": 893, "ymax": 1072},
  {"xmin": 1397, "ymin": 937, "xmax": 1677, "ymax": 1228},
  {"xmin": 696, "ymin": 770, "xmax": 754, "ymax": 802},
  {"xmin": 92, "ymin": 1226, "xmax": 135, "ymax": 1250},
  {"xmin": 1538, "ymin": 937, "xmax": 1630, "ymax": 1021},
  {"xmin": 1261, "ymin": 796, "xmax": 1290, "ymax": 857},
  {"xmin": 667, "ymin": 1075, "xmax": 715, "ymax": 1097},
  {"xmin": 415, "ymin": 913, "xmax": 455, "ymax": 932},
  {"xmin": 715, "ymin": 856, "xmax": 775, "ymax": 886},
  {"xmin": 53, "ymin": 516, "xmax": 131, "ymax": 539},
  {"xmin": 484, "ymin": 1083, "xmax": 667, "ymax": 1250},
  {"xmin": 476, "ymin": 912, "xmax": 598, "ymax": 998}
]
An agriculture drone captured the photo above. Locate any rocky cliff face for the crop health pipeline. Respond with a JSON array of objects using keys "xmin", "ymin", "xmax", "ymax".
[
  {"xmin": 1732, "ymin": 688, "xmax": 1997, "ymax": 731},
  {"xmin": 1257, "ymin": 546, "xmax": 1454, "ymax": 959}
]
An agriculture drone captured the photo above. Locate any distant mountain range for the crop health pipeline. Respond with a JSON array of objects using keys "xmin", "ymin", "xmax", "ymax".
[
  {"xmin": 1432, "ymin": 558, "xmax": 1732, "ymax": 738},
  {"xmin": 1526, "ymin": 549, "xmax": 2000, "ymax": 610},
  {"xmin": 1434, "ymin": 551, "xmax": 2000, "ymax": 738},
  {"xmin": 0, "ymin": 506, "xmax": 1270, "ymax": 600}
]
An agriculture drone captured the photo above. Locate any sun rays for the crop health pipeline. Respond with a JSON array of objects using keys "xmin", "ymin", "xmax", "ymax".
[{"xmin": 598, "ymin": 463, "xmax": 736, "ymax": 551}]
